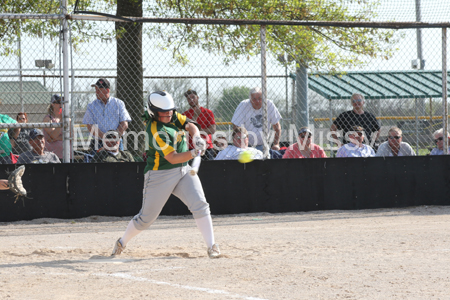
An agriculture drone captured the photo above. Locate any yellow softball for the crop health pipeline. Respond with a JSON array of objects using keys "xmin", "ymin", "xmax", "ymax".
[{"xmin": 238, "ymin": 150, "xmax": 253, "ymax": 163}]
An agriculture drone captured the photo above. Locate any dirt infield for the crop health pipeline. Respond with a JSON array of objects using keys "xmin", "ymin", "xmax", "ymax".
[{"xmin": 1, "ymin": 206, "xmax": 450, "ymax": 299}]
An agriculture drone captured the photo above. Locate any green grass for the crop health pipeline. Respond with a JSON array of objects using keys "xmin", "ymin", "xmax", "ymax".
[{"xmin": 418, "ymin": 148, "xmax": 431, "ymax": 156}]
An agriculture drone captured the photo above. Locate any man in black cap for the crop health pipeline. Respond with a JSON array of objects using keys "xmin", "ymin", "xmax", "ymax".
[
  {"xmin": 17, "ymin": 129, "xmax": 60, "ymax": 164},
  {"xmin": 82, "ymin": 78, "xmax": 132, "ymax": 155}
]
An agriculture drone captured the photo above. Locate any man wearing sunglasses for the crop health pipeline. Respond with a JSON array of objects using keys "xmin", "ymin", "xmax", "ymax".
[
  {"xmin": 282, "ymin": 127, "xmax": 327, "ymax": 159},
  {"xmin": 376, "ymin": 126, "xmax": 415, "ymax": 157},
  {"xmin": 336, "ymin": 126, "xmax": 375, "ymax": 157},
  {"xmin": 215, "ymin": 127, "xmax": 263, "ymax": 160},
  {"xmin": 330, "ymin": 93, "xmax": 380, "ymax": 148},
  {"xmin": 430, "ymin": 128, "xmax": 450, "ymax": 155}
]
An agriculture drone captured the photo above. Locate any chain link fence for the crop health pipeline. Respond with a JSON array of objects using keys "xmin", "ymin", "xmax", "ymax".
[{"xmin": 0, "ymin": 0, "xmax": 449, "ymax": 163}]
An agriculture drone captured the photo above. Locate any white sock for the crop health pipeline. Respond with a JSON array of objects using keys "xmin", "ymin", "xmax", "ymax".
[
  {"xmin": 195, "ymin": 215, "xmax": 215, "ymax": 248},
  {"xmin": 120, "ymin": 220, "xmax": 141, "ymax": 246}
]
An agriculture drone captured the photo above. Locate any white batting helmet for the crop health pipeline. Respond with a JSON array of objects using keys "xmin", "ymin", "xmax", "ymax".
[{"xmin": 147, "ymin": 91, "xmax": 177, "ymax": 118}]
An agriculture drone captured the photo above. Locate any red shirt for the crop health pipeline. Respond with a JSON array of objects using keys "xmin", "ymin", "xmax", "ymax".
[
  {"xmin": 282, "ymin": 143, "xmax": 327, "ymax": 159},
  {"xmin": 183, "ymin": 107, "xmax": 215, "ymax": 149}
]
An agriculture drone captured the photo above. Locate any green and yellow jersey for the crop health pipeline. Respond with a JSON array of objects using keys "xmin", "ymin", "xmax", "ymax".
[{"xmin": 144, "ymin": 112, "xmax": 191, "ymax": 172}]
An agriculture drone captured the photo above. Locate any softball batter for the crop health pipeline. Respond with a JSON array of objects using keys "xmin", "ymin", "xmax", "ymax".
[{"xmin": 111, "ymin": 91, "xmax": 220, "ymax": 258}]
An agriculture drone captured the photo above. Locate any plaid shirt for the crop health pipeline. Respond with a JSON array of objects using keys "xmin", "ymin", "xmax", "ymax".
[{"xmin": 82, "ymin": 97, "xmax": 131, "ymax": 133}]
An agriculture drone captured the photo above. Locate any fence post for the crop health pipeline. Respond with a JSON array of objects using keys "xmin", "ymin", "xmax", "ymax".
[
  {"xmin": 62, "ymin": 0, "xmax": 71, "ymax": 163},
  {"xmin": 17, "ymin": 23, "xmax": 24, "ymax": 113},
  {"xmin": 329, "ymin": 98, "xmax": 334, "ymax": 157},
  {"xmin": 295, "ymin": 64, "xmax": 308, "ymax": 128},
  {"xmin": 429, "ymin": 97, "xmax": 433, "ymax": 129},
  {"xmin": 443, "ymin": 27, "xmax": 448, "ymax": 155},
  {"xmin": 415, "ymin": 97, "xmax": 419, "ymax": 154},
  {"xmin": 260, "ymin": 25, "xmax": 269, "ymax": 159},
  {"xmin": 206, "ymin": 77, "xmax": 209, "ymax": 109}
]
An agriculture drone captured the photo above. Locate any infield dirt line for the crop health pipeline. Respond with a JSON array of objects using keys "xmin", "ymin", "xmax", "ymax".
[{"xmin": 94, "ymin": 272, "xmax": 271, "ymax": 300}]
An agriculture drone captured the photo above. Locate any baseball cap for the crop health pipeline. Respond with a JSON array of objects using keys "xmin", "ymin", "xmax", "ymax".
[
  {"xmin": 298, "ymin": 128, "xmax": 312, "ymax": 135},
  {"xmin": 51, "ymin": 94, "xmax": 62, "ymax": 104},
  {"xmin": 29, "ymin": 129, "xmax": 44, "ymax": 140},
  {"xmin": 184, "ymin": 89, "xmax": 197, "ymax": 97},
  {"xmin": 91, "ymin": 78, "xmax": 110, "ymax": 89},
  {"xmin": 104, "ymin": 130, "xmax": 120, "ymax": 140}
]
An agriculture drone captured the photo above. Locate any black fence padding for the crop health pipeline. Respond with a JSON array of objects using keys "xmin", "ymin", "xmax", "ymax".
[{"xmin": 1, "ymin": 156, "xmax": 449, "ymax": 222}]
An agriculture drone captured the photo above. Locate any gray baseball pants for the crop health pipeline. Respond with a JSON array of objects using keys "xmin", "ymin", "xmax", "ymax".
[{"xmin": 133, "ymin": 165, "xmax": 211, "ymax": 230}]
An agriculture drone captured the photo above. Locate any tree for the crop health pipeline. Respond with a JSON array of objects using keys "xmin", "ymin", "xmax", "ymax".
[
  {"xmin": 145, "ymin": 0, "xmax": 400, "ymax": 72},
  {"xmin": 1, "ymin": 0, "xmax": 146, "ymax": 155},
  {"xmin": 0, "ymin": 1, "xmax": 115, "ymax": 56},
  {"xmin": 214, "ymin": 86, "xmax": 249, "ymax": 123},
  {"xmin": 116, "ymin": 0, "xmax": 144, "ymax": 156},
  {"xmin": 0, "ymin": 0, "xmax": 401, "ymax": 75}
]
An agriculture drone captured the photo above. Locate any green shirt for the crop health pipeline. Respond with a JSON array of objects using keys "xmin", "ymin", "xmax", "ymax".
[
  {"xmin": 0, "ymin": 114, "xmax": 16, "ymax": 157},
  {"xmin": 144, "ymin": 112, "xmax": 189, "ymax": 173}
]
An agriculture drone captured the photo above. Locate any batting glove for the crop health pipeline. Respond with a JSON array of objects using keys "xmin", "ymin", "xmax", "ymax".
[{"xmin": 193, "ymin": 136, "xmax": 206, "ymax": 156}]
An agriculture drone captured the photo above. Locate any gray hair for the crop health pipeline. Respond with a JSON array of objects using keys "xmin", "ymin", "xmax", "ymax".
[
  {"xmin": 249, "ymin": 87, "xmax": 262, "ymax": 99},
  {"xmin": 388, "ymin": 126, "xmax": 402, "ymax": 136},
  {"xmin": 433, "ymin": 128, "xmax": 450, "ymax": 138},
  {"xmin": 351, "ymin": 93, "xmax": 365, "ymax": 103}
]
